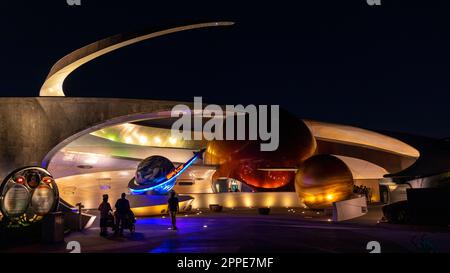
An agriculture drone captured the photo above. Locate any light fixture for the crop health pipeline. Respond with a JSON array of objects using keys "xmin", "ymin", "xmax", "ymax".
[
  {"xmin": 168, "ymin": 137, "xmax": 177, "ymax": 145},
  {"xmin": 15, "ymin": 176, "xmax": 25, "ymax": 184},
  {"xmin": 84, "ymin": 157, "xmax": 98, "ymax": 165},
  {"xmin": 154, "ymin": 136, "xmax": 162, "ymax": 144},
  {"xmin": 125, "ymin": 136, "xmax": 133, "ymax": 144},
  {"xmin": 119, "ymin": 171, "xmax": 130, "ymax": 177},
  {"xmin": 139, "ymin": 136, "xmax": 148, "ymax": 144},
  {"xmin": 106, "ymin": 134, "xmax": 117, "ymax": 142},
  {"xmin": 122, "ymin": 123, "xmax": 134, "ymax": 130}
]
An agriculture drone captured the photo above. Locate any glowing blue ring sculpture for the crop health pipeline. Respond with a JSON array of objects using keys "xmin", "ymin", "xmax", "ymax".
[{"xmin": 128, "ymin": 149, "xmax": 205, "ymax": 194}]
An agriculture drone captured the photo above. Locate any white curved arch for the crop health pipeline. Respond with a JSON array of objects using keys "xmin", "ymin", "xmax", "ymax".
[
  {"xmin": 334, "ymin": 155, "xmax": 388, "ymax": 179},
  {"xmin": 304, "ymin": 119, "xmax": 420, "ymax": 158},
  {"xmin": 40, "ymin": 22, "xmax": 234, "ymax": 96}
]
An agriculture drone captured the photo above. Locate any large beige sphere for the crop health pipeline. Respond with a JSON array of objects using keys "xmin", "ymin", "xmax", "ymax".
[{"xmin": 295, "ymin": 154, "xmax": 354, "ymax": 209}]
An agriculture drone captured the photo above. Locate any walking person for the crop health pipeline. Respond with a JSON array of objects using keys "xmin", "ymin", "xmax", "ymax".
[
  {"xmin": 167, "ymin": 190, "xmax": 179, "ymax": 230},
  {"xmin": 115, "ymin": 192, "xmax": 131, "ymax": 236},
  {"xmin": 98, "ymin": 194, "xmax": 112, "ymax": 236}
]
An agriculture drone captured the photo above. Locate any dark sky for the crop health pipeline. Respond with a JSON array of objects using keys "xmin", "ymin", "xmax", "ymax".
[{"xmin": 1, "ymin": 0, "xmax": 449, "ymax": 138}]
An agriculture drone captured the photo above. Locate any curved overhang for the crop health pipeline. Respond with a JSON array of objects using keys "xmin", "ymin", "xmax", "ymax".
[
  {"xmin": 40, "ymin": 22, "xmax": 234, "ymax": 96},
  {"xmin": 334, "ymin": 155, "xmax": 388, "ymax": 180},
  {"xmin": 90, "ymin": 122, "xmax": 205, "ymax": 149},
  {"xmin": 384, "ymin": 138, "xmax": 450, "ymax": 181},
  {"xmin": 304, "ymin": 119, "xmax": 420, "ymax": 158}
]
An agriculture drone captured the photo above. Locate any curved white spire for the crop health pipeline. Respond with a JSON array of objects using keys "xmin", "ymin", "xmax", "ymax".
[{"xmin": 40, "ymin": 22, "xmax": 234, "ymax": 96}]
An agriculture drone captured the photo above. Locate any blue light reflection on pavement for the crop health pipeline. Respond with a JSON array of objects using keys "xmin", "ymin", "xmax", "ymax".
[
  {"xmin": 134, "ymin": 216, "xmax": 231, "ymax": 253},
  {"xmin": 7, "ymin": 210, "xmax": 450, "ymax": 253}
]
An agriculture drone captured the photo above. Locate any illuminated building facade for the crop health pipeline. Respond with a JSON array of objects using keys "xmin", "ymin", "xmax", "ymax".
[{"xmin": 1, "ymin": 22, "xmax": 449, "ymax": 220}]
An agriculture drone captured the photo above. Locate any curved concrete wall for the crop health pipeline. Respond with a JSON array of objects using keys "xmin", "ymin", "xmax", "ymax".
[
  {"xmin": 0, "ymin": 97, "xmax": 185, "ymax": 180},
  {"xmin": 0, "ymin": 97, "xmax": 422, "ymax": 183}
]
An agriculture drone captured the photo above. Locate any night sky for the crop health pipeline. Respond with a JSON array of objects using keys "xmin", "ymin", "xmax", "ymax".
[{"xmin": 1, "ymin": 0, "xmax": 449, "ymax": 138}]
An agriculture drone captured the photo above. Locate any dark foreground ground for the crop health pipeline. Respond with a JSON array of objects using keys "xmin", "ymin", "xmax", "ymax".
[{"xmin": 2, "ymin": 206, "xmax": 450, "ymax": 253}]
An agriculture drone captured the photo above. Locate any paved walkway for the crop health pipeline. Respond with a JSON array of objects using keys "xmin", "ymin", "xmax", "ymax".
[{"xmin": 3, "ymin": 207, "xmax": 450, "ymax": 253}]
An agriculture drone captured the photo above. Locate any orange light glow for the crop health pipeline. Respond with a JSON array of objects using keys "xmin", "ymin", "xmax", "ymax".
[
  {"xmin": 42, "ymin": 177, "xmax": 53, "ymax": 184},
  {"xmin": 15, "ymin": 176, "xmax": 25, "ymax": 184}
]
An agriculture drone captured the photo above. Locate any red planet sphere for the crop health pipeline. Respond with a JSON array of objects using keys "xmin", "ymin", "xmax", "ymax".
[{"xmin": 205, "ymin": 109, "xmax": 316, "ymax": 190}]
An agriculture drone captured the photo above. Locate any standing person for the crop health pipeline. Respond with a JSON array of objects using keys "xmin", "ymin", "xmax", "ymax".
[
  {"xmin": 115, "ymin": 193, "xmax": 131, "ymax": 236},
  {"xmin": 98, "ymin": 194, "xmax": 112, "ymax": 236},
  {"xmin": 167, "ymin": 190, "xmax": 179, "ymax": 230},
  {"xmin": 363, "ymin": 186, "xmax": 369, "ymax": 202}
]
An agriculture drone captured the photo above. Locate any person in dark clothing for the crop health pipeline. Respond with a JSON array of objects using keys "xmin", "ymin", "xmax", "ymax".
[
  {"xmin": 98, "ymin": 194, "xmax": 112, "ymax": 236},
  {"xmin": 115, "ymin": 192, "xmax": 131, "ymax": 236},
  {"xmin": 167, "ymin": 190, "xmax": 179, "ymax": 230}
]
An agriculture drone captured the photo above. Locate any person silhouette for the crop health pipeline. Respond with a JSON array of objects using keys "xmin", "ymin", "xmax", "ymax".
[
  {"xmin": 98, "ymin": 194, "xmax": 112, "ymax": 236},
  {"xmin": 115, "ymin": 193, "xmax": 131, "ymax": 236},
  {"xmin": 167, "ymin": 190, "xmax": 179, "ymax": 230}
]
